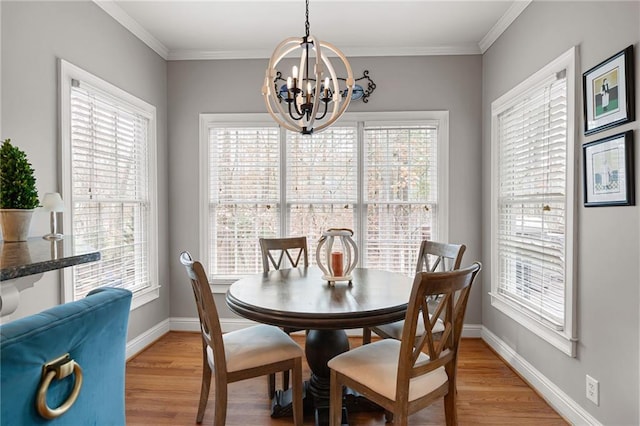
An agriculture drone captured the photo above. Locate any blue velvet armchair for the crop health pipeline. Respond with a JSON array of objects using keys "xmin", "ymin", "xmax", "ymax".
[{"xmin": 0, "ymin": 287, "xmax": 132, "ymax": 425}]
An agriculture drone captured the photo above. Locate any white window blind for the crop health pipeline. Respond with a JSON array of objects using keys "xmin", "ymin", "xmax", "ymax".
[
  {"xmin": 202, "ymin": 112, "xmax": 447, "ymax": 282},
  {"xmin": 208, "ymin": 126, "xmax": 280, "ymax": 275},
  {"xmin": 287, "ymin": 127, "xmax": 357, "ymax": 262},
  {"xmin": 364, "ymin": 125, "xmax": 438, "ymax": 273},
  {"xmin": 491, "ymin": 50, "xmax": 574, "ymax": 339},
  {"xmin": 63, "ymin": 69, "xmax": 158, "ymax": 303}
]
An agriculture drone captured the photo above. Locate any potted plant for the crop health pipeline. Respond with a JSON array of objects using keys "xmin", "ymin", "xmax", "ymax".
[{"xmin": 0, "ymin": 139, "xmax": 39, "ymax": 241}]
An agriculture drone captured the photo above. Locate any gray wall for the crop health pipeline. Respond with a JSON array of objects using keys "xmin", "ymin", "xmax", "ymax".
[
  {"xmin": 7, "ymin": 1, "xmax": 637, "ymax": 423},
  {"xmin": 0, "ymin": 1, "xmax": 170, "ymax": 340},
  {"xmin": 482, "ymin": 2, "xmax": 639, "ymax": 424},
  {"xmin": 167, "ymin": 56, "xmax": 484, "ymax": 320}
]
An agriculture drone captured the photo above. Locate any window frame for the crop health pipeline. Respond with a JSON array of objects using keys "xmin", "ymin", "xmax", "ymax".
[
  {"xmin": 490, "ymin": 46, "xmax": 578, "ymax": 356},
  {"xmin": 59, "ymin": 59, "xmax": 160, "ymax": 310},
  {"xmin": 199, "ymin": 111, "xmax": 449, "ymax": 293}
]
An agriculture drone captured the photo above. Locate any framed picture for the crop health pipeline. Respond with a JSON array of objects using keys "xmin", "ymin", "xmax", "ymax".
[
  {"xmin": 583, "ymin": 130, "xmax": 635, "ymax": 207},
  {"xmin": 583, "ymin": 45, "xmax": 635, "ymax": 135}
]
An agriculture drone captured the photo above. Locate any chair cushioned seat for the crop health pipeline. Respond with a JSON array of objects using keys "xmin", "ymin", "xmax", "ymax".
[
  {"xmin": 374, "ymin": 313, "xmax": 444, "ymax": 340},
  {"xmin": 207, "ymin": 324, "xmax": 303, "ymax": 372},
  {"xmin": 328, "ymin": 339, "xmax": 447, "ymax": 402}
]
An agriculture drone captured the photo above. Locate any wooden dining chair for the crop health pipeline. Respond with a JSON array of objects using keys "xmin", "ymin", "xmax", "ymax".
[
  {"xmin": 259, "ymin": 236, "xmax": 308, "ymax": 398},
  {"xmin": 260, "ymin": 236, "xmax": 309, "ymax": 272},
  {"xmin": 328, "ymin": 262, "xmax": 482, "ymax": 426},
  {"xmin": 363, "ymin": 241, "xmax": 466, "ymax": 344},
  {"xmin": 180, "ymin": 252, "xmax": 304, "ymax": 426}
]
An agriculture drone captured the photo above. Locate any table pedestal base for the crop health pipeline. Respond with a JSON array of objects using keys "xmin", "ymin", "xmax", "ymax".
[
  {"xmin": 271, "ymin": 382, "xmax": 382, "ymax": 425},
  {"xmin": 270, "ymin": 329, "xmax": 383, "ymax": 426}
]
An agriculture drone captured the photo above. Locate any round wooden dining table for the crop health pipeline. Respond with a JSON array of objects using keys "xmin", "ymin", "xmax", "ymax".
[{"xmin": 226, "ymin": 266, "xmax": 414, "ymax": 426}]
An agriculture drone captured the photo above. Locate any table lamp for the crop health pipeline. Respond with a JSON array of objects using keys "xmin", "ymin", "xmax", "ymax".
[{"xmin": 42, "ymin": 192, "xmax": 64, "ymax": 240}]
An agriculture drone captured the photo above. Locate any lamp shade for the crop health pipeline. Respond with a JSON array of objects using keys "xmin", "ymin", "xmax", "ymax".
[{"xmin": 42, "ymin": 192, "xmax": 64, "ymax": 212}]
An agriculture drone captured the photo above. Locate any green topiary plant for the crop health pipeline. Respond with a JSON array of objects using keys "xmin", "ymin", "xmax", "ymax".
[{"xmin": 0, "ymin": 139, "xmax": 39, "ymax": 209}]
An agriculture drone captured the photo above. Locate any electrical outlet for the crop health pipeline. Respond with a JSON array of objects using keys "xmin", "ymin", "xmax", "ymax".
[{"xmin": 586, "ymin": 375, "xmax": 599, "ymax": 405}]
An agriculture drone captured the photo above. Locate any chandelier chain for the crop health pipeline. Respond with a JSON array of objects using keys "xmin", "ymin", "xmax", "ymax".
[{"xmin": 305, "ymin": 0, "xmax": 310, "ymax": 38}]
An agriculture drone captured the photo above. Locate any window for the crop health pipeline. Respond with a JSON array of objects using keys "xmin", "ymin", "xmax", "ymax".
[
  {"xmin": 60, "ymin": 60, "xmax": 159, "ymax": 309},
  {"xmin": 200, "ymin": 112, "xmax": 448, "ymax": 288},
  {"xmin": 490, "ymin": 47, "xmax": 576, "ymax": 356}
]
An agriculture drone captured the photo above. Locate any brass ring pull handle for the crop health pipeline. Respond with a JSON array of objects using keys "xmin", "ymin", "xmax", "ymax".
[{"xmin": 36, "ymin": 354, "xmax": 83, "ymax": 419}]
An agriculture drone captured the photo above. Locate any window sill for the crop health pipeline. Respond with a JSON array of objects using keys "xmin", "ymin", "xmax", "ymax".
[
  {"xmin": 490, "ymin": 292, "xmax": 576, "ymax": 357},
  {"xmin": 131, "ymin": 285, "xmax": 161, "ymax": 310},
  {"xmin": 211, "ymin": 277, "xmax": 241, "ymax": 294},
  {"xmin": 211, "ymin": 283, "xmax": 231, "ymax": 294}
]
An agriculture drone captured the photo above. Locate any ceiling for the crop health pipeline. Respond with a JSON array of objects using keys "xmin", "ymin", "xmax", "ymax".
[{"xmin": 95, "ymin": 0, "xmax": 532, "ymax": 60}]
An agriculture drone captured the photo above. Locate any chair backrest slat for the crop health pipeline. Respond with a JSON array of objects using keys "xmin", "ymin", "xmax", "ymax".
[
  {"xmin": 180, "ymin": 251, "xmax": 227, "ymax": 371},
  {"xmin": 260, "ymin": 237, "xmax": 309, "ymax": 272},
  {"xmin": 415, "ymin": 241, "xmax": 466, "ymax": 274}
]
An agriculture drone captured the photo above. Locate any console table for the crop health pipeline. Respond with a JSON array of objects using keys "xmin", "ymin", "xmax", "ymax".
[{"xmin": 0, "ymin": 237, "xmax": 100, "ymax": 316}]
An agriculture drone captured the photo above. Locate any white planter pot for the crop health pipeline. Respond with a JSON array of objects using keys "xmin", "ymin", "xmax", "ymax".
[{"xmin": 0, "ymin": 209, "xmax": 35, "ymax": 242}]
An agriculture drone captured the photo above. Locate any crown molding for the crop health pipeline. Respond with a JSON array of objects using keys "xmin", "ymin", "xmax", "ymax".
[
  {"xmin": 167, "ymin": 49, "xmax": 273, "ymax": 61},
  {"xmin": 479, "ymin": 0, "xmax": 532, "ymax": 53},
  {"xmin": 93, "ymin": 0, "xmax": 169, "ymax": 60},
  {"xmin": 167, "ymin": 44, "xmax": 482, "ymax": 61},
  {"xmin": 341, "ymin": 44, "xmax": 482, "ymax": 57},
  {"xmin": 95, "ymin": 0, "xmax": 525, "ymax": 61}
]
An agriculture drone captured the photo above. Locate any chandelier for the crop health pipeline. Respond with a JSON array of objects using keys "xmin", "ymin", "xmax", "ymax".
[{"xmin": 262, "ymin": 0, "xmax": 354, "ymax": 135}]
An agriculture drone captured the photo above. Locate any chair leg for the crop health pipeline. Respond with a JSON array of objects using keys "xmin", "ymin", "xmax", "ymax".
[
  {"xmin": 213, "ymin": 376, "xmax": 228, "ymax": 426},
  {"xmin": 394, "ymin": 400, "xmax": 409, "ymax": 426},
  {"xmin": 196, "ymin": 355, "xmax": 212, "ymax": 423},
  {"xmin": 329, "ymin": 370, "xmax": 343, "ymax": 426},
  {"xmin": 291, "ymin": 358, "xmax": 303, "ymax": 426},
  {"xmin": 395, "ymin": 413, "xmax": 409, "ymax": 426},
  {"xmin": 443, "ymin": 378, "xmax": 458, "ymax": 426},
  {"xmin": 362, "ymin": 327, "xmax": 372, "ymax": 345},
  {"xmin": 282, "ymin": 330, "xmax": 294, "ymax": 392},
  {"xmin": 268, "ymin": 373, "xmax": 276, "ymax": 399}
]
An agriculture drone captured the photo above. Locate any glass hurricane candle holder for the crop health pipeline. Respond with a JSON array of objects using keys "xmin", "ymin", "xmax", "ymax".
[{"xmin": 316, "ymin": 228, "xmax": 358, "ymax": 285}]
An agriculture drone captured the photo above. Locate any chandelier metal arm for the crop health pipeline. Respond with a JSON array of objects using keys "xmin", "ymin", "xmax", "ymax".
[
  {"xmin": 273, "ymin": 70, "xmax": 375, "ymax": 104},
  {"xmin": 316, "ymin": 100, "xmax": 329, "ymax": 121}
]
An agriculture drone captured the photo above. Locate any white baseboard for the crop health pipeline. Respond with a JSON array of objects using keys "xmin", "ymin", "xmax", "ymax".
[
  {"xmin": 171, "ymin": 316, "xmax": 251, "ymax": 333},
  {"xmin": 481, "ymin": 327, "xmax": 601, "ymax": 426},
  {"xmin": 169, "ymin": 317, "xmax": 482, "ymax": 338},
  {"xmin": 126, "ymin": 317, "xmax": 481, "ymax": 361},
  {"xmin": 169, "ymin": 316, "xmax": 200, "ymax": 332},
  {"xmin": 461, "ymin": 323, "xmax": 482, "ymax": 338},
  {"xmin": 126, "ymin": 318, "xmax": 170, "ymax": 360}
]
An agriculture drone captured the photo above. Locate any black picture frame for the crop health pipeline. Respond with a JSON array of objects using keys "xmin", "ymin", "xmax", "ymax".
[
  {"xmin": 583, "ymin": 130, "xmax": 635, "ymax": 207},
  {"xmin": 583, "ymin": 45, "xmax": 635, "ymax": 135}
]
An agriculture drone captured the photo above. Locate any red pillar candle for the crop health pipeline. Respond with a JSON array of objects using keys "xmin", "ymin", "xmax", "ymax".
[{"xmin": 331, "ymin": 252, "xmax": 344, "ymax": 277}]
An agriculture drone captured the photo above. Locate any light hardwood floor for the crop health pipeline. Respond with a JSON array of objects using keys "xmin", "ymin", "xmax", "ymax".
[{"xmin": 125, "ymin": 332, "xmax": 567, "ymax": 425}]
